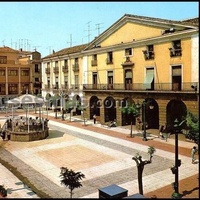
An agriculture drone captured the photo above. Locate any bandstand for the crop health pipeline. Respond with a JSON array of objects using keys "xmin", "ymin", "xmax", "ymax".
[{"xmin": 2, "ymin": 94, "xmax": 49, "ymax": 142}]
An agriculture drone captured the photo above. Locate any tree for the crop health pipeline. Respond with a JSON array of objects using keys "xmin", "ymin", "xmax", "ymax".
[
  {"xmin": 121, "ymin": 102, "xmax": 140, "ymax": 137},
  {"xmin": 49, "ymin": 95, "xmax": 60, "ymax": 119},
  {"xmin": 65, "ymin": 100, "xmax": 77, "ymax": 122},
  {"xmin": 60, "ymin": 167, "xmax": 85, "ymax": 198},
  {"xmin": 132, "ymin": 146, "xmax": 156, "ymax": 195},
  {"xmin": 184, "ymin": 111, "xmax": 199, "ymax": 151},
  {"xmin": 0, "ymin": 185, "xmax": 7, "ymax": 197}
]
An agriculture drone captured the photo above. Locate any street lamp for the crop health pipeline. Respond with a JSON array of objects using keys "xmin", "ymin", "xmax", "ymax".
[
  {"xmin": 142, "ymin": 101, "xmax": 147, "ymax": 141},
  {"xmin": 171, "ymin": 118, "xmax": 182, "ymax": 199},
  {"xmin": 59, "ymin": 90, "xmax": 66, "ymax": 120},
  {"xmin": 141, "ymin": 100, "xmax": 154, "ymax": 141}
]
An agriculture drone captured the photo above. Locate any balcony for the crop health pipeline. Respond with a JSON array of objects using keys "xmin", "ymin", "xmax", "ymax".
[
  {"xmin": 53, "ymin": 67, "xmax": 59, "ymax": 74},
  {"xmin": 44, "ymin": 84, "xmax": 51, "ymax": 90},
  {"xmin": 62, "ymin": 65, "xmax": 68, "ymax": 73},
  {"xmin": 169, "ymin": 48, "xmax": 182, "ymax": 57},
  {"xmin": 91, "ymin": 60, "xmax": 98, "ymax": 66},
  {"xmin": 61, "ymin": 84, "xmax": 69, "ymax": 90},
  {"xmin": 121, "ymin": 56, "xmax": 134, "ymax": 67},
  {"xmin": 143, "ymin": 50, "xmax": 155, "ymax": 60},
  {"xmin": 33, "ymin": 82, "xmax": 42, "ymax": 88},
  {"xmin": 45, "ymin": 68, "xmax": 50, "ymax": 74},
  {"xmin": 52, "ymin": 84, "xmax": 59, "ymax": 90},
  {"xmin": 73, "ymin": 63, "xmax": 79, "ymax": 72},
  {"xmin": 82, "ymin": 82, "xmax": 198, "ymax": 93},
  {"xmin": 106, "ymin": 58, "xmax": 113, "ymax": 65},
  {"xmin": 34, "ymin": 69, "xmax": 41, "ymax": 73}
]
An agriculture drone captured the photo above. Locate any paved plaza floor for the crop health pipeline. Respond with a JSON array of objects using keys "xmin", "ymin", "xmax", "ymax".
[{"xmin": 0, "ymin": 111, "xmax": 199, "ymax": 198}]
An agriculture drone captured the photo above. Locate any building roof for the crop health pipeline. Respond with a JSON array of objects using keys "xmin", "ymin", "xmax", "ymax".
[
  {"xmin": 0, "ymin": 46, "xmax": 19, "ymax": 53},
  {"xmin": 42, "ymin": 14, "xmax": 199, "ymax": 59},
  {"xmin": 42, "ymin": 43, "xmax": 89, "ymax": 59}
]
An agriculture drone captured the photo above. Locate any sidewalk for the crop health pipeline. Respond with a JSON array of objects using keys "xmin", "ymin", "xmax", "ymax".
[{"xmin": 0, "ymin": 111, "xmax": 199, "ymax": 198}]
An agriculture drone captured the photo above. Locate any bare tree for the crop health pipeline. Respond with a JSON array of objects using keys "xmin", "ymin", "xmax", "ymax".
[{"xmin": 132, "ymin": 146, "xmax": 156, "ymax": 195}]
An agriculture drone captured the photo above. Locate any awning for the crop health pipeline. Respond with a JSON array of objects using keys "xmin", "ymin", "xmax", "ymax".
[{"xmin": 144, "ymin": 69, "xmax": 154, "ymax": 89}]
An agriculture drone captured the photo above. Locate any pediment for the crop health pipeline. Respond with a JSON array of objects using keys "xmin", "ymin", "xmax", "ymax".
[{"xmin": 84, "ymin": 14, "xmax": 198, "ymax": 51}]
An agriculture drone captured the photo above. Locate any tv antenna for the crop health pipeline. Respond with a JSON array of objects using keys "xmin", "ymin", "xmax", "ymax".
[
  {"xmin": 2, "ymin": 39, "xmax": 5, "ymax": 46},
  {"xmin": 32, "ymin": 46, "xmax": 41, "ymax": 51},
  {"xmin": 67, "ymin": 34, "xmax": 76, "ymax": 47},
  {"xmin": 47, "ymin": 46, "xmax": 53, "ymax": 54},
  {"xmin": 95, "ymin": 23, "xmax": 103, "ymax": 36},
  {"xmin": 85, "ymin": 21, "xmax": 92, "ymax": 43}
]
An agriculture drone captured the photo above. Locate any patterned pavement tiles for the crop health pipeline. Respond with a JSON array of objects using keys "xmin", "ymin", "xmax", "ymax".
[
  {"xmin": 0, "ymin": 114, "xmax": 196, "ymax": 198},
  {"xmin": 0, "ymin": 114, "xmax": 198, "ymax": 198}
]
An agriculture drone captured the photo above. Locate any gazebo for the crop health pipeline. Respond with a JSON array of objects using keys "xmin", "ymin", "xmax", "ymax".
[{"xmin": 4, "ymin": 93, "xmax": 49, "ymax": 141}]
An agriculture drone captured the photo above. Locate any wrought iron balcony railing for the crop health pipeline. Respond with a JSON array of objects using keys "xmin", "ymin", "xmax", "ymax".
[
  {"xmin": 45, "ymin": 68, "xmax": 50, "ymax": 74},
  {"xmin": 82, "ymin": 82, "xmax": 198, "ymax": 92}
]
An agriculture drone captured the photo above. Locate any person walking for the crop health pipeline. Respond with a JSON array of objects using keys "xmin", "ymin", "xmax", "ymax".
[
  {"xmin": 191, "ymin": 146, "xmax": 197, "ymax": 164},
  {"xmin": 93, "ymin": 114, "xmax": 97, "ymax": 124}
]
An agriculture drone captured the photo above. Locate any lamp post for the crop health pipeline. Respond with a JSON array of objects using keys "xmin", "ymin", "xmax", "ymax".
[
  {"xmin": 59, "ymin": 90, "xmax": 66, "ymax": 120},
  {"xmin": 142, "ymin": 101, "xmax": 147, "ymax": 141},
  {"xmin": 140, "ymin": 100, "xmax": 154, "ymax": 141},
  {"xmin": 171, "ymin": 118, "xmax": 182, "ymax": 199}
]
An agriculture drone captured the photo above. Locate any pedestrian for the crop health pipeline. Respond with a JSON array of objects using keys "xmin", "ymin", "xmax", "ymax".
[
  {"xmin": 93, "ymin": 114, "xmax": 96, "ymax": 124},
  {"xmin": 159, "ymin": 125, "xmax": 165, "ymax": 139},
  {"xmin": 191, "ymin": 146, "xmax": 197, "ymax": 164}
]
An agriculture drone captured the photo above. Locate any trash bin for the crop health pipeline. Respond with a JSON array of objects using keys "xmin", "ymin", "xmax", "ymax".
[{"xmin": 99, "ymin": 184, "xmax": 128, "ymax": 198}]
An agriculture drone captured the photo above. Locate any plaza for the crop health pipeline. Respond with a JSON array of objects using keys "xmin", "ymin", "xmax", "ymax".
[{"xmin": 0, "ymin": 110, "xmax": 199, "ymax": 198}]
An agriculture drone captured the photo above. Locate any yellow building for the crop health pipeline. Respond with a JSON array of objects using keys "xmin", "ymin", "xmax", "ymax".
[
  {"xmin": 41, "ymin": 14, "xmax": 199, "ymax": 130},
  {"xmin": 0, "ymin": 46, "xmax": 42, "ymax": 105},
  {"xmin": 82, "ymin": 14, "xmax": 199, "ymax": 129}
]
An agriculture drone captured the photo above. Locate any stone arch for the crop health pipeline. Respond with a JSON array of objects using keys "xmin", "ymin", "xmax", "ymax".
[
  {"xmin": 144, "ymin": 98, "xmax": 159, "ymax": 129},
  {"xmin": 89, "ymin": 96, "xmax": 100, "ymax": 119},
  {"xmin": 121, "ymin": 97, "xmax": 134, "ymax": 126},
  {"xmin": 166, "ymin": 99, "xmax": 187, "ymax": 131},
  {"xmin": 104, "ymin": 96, "xmax": 116, "ymax": 123}
]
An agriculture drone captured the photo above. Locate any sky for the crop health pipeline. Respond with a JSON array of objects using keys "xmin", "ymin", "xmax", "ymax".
[{"xmin": 0, "ymin": 1, "xmax": 199, "ymax": 58}]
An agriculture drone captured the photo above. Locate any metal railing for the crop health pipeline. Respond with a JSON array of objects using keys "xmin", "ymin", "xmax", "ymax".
[{"xmin": 82, "ymin": 82, "xmax": 198, "ymax": 92}]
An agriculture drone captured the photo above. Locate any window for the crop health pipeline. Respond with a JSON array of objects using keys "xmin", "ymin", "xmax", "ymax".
[
  {"xmin": 75, "ymin": 58, "xmax": 78, "ymax": 64},
  {"xmin": 125, "ymin": 48, "xmax": 132, "ymax": 56},
  {"xmin": 55, "ymin": 76, "xmax": 59, "ymax": 89},
  {"xmin": 93, "ymin": 54, "xmax": 97, "ymax": 61},
  {"xmin": 55, "ymin": 61, "xmax": 58, "ymax": 67},
  {"xmin": 143, "ymin": 45, "xmax": 154, "ymax": 60},
  {"xmin": 144, "ymin": 68, "xmax": 154, "ymax": 90},
  {"xmin": 107, "ymin": 71, "xmax": 113, "ymax": 89},
  {"xmin": 169, "ymin": 40, "xmax": 182, "ymax": 57},
  {"xmin": 35, "ymin": 77, "xmax": 39, "ymax": 82},
  {"xmin": 21, "ymin": 84, "xmax": 29, "ymax": 93},
  {"xmin": 64, "ymin": 76, "xmax": 68, "ymax": 89},
  {"xmin": 75, "ymin": 75, "xmax": 79, "ymax": 89},
  {"xmin": 93, "ymin": 72, "xmax": 98, "ymax": 89},
  {"xmin": 35, "ymin": 64, "xmax": 40, "ymax": 73},
  {"xmin": 107, "ymin": 52, "xmax": 113, "ymax": 64},
  {"xmin": 21, "ymin": 70, "xmax": 29, "ymax": 76},
  {"xmin": 172, "ymin": 65, "xmax": 181, "ymax": 91},
  {"xmin": 64, "ymin": 59, "xmax": 68, "ymax": 67},
  {"xmin": 8, "ymin": 70, "xmax": 18, "ymax": 76},
  {"xmin": 8, "ymin": 84, "xmax": 18, "ymax": 94},
  {"xmin": 91, "ymin": 54, "xmax": 98, "ymax": 66},
  {"xmin": 47, "ymin": 78, "xmax": 50, "ymax": 88},
  {"xmin": 0, "ymin": 56, "xmax": 7, "ymax": 64},
  {"xmin": 0, "ymin": 70, "xmax": 5, "ymax": 76}
]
